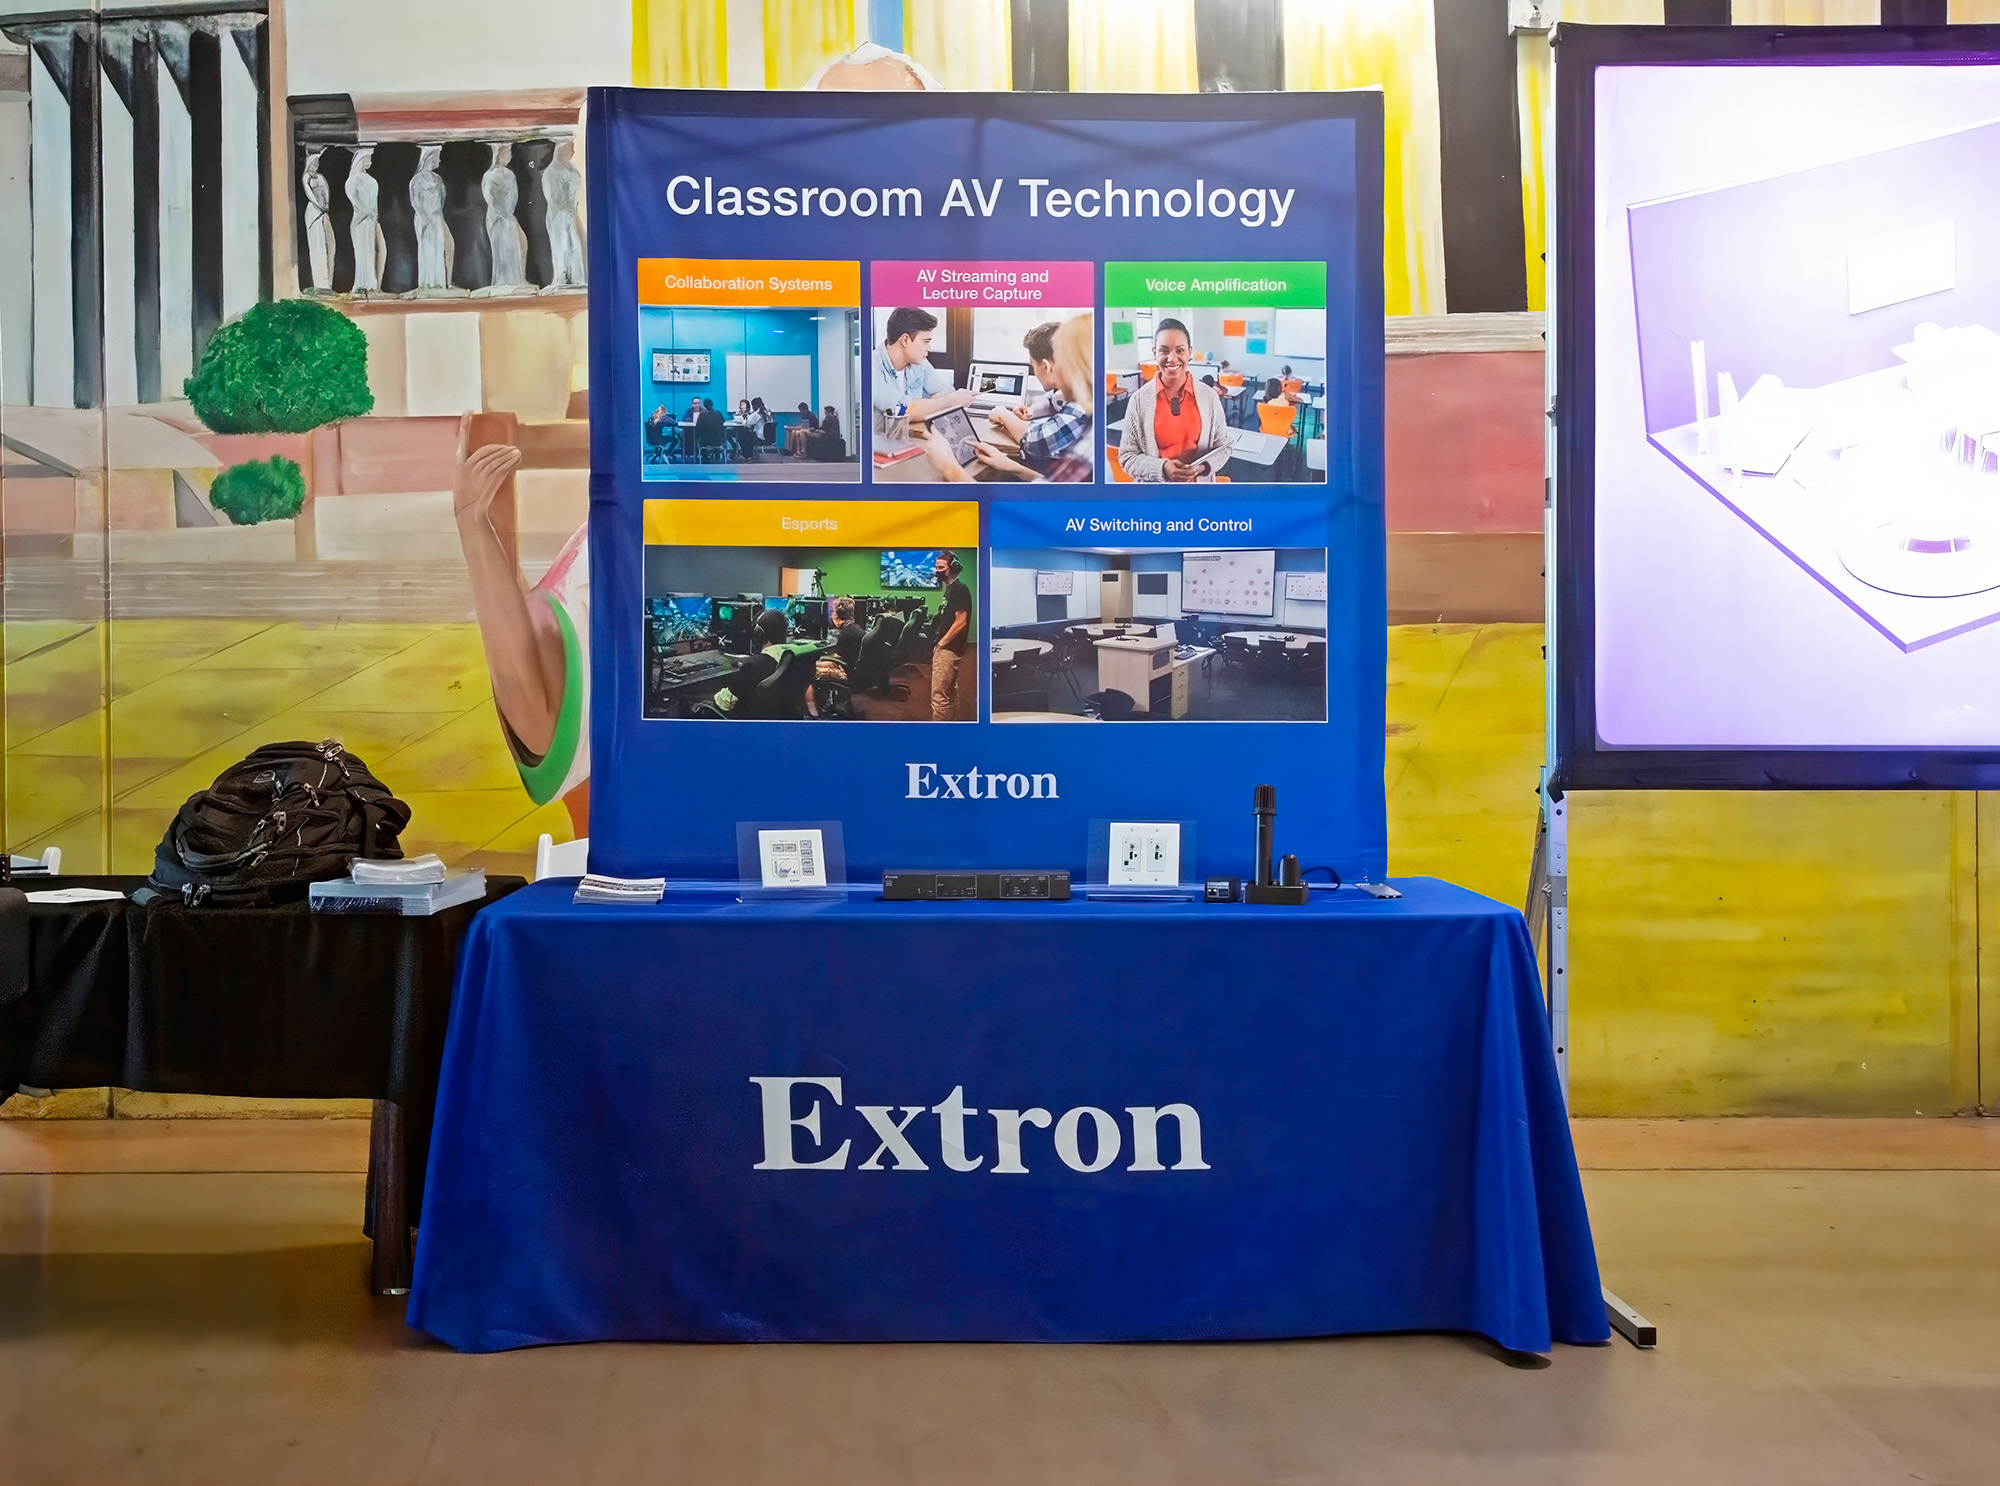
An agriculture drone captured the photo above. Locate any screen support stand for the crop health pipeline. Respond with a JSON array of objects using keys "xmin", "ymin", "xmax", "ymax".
[
  {"xmin": 1526, "ymin": 769, "xmax": 1569, "ymax": 1103},
  {"xmin": 1539, "ymin": 252, "xmax": 1652, "ymax": 1342},
  {"xmin": 1604, "ymin": 1287, "xmax": 1658, "ymax": 1349},
  {"xmin": 1527, "ymin": 783, "xmax": 1654, "ymax": 1349}
]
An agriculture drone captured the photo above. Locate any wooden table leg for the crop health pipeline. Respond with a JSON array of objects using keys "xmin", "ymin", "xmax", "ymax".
[{"xmin": 367, "ymin": 1098, "xmax": 412, "ymax": 1295}]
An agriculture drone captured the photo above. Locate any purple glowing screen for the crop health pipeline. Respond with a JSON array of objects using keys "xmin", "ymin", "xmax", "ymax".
[{"xmin": 1594, "ymin": 63, "xmax": 2000, "ymax": 749}]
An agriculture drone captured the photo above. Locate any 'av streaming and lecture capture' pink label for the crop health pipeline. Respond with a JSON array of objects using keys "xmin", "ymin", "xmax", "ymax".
[{"xmin": 871, "ymin": 260, "xmax": 1095, "ymax": 309}]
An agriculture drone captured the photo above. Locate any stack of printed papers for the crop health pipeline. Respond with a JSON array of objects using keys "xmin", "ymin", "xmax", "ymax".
[
  {"xmin": 351, "ymin": 854, "xmax": 448, "ymax": 886},
  {"xmin": 310, "ymin": 869, "xmax": 486, "ymax": 915},
  {"xmin": 573, "ymin": 874, "xmax": 666, "ymax": 906}
]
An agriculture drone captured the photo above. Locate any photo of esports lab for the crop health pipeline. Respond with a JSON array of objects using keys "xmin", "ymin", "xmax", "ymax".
[
  {"xmin": 1105, "ymin": 306, "xmax": 1327, "ymax": 483},
  {"xmin": 644, "ymin": 544, "xmax": 979, "ymax": 720},
  {"xmin": 988, "ymin": 545, "xmax": 1328, "ymax": 720},
  {"xmin": 639, "ymin": 305, "xmax": 862, "ymax": 480},
  {"xmin": 871, "ymin": 305, "xmax": 1096, "ymax": 484}
]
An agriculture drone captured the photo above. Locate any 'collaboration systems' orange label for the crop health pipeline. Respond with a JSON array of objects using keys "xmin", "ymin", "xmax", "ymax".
[{"xmin": 638, "ymin": 258, "xmax": 859, "ymax": 307}]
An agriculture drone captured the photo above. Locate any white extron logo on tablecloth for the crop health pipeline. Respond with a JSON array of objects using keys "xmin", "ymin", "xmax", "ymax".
[{"xmin": 750, "ymin": 1078, "xmax": 1208, "ymax": 1173}]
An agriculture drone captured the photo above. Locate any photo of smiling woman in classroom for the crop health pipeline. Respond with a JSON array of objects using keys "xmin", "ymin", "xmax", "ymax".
[{"xmin": 1104, "ymin": 263, "xmax": 1328, "ymax": 485}]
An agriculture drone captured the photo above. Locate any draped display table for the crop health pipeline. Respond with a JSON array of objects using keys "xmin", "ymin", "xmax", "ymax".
[
  {"xmin": 409, "ymin": 878, "xmax": 1607, "ymax": 1354},
  {"xmin": 1, "ymin": 876, "xmax": 524, "ymax": 1291}
]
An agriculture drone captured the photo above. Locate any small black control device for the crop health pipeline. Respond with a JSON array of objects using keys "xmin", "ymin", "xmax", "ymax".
[
  {"xmin": 1203, "ymin": 876, "xmax": 1241, "ymax": 903},
  {"xmin": 882, "ymin": 870, "xmax": 1071, "ymax": 902}
]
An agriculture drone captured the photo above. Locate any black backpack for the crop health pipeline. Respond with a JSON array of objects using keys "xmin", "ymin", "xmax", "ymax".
[{"xmin": 147, "ymin": 740, "xmax": 412, "ymax": 906}]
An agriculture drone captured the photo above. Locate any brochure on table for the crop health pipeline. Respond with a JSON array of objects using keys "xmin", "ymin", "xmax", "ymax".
[{"xmin": 586, "ymin": 88, "xmax": 1385, "ymax": 881}]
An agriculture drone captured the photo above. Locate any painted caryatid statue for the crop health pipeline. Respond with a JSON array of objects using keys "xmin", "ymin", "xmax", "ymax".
[
  {"xmin": 301, "ymin": 149, "xmax": 336, "ymax": 293},
  {"xmin": 411, "ymin": 144, "xmax": 460, "ymax": 296},
  {"xmin": 346, "ymin": 146, "xmax": 384, "ymax": 295},
  {"xmin": 480, "ymin": 142, "xmax": 529, "ymax": 294},
  {"xmin": 543, "ymin": 138, "xmax": 586, "ymax": 291}
]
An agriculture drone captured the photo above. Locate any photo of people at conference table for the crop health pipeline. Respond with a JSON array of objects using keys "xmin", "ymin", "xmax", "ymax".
[
  {"xmin": 644, "ymin": 542, "xmax": 980, "ymax": 722},
  {"xmin": 988, "ymin": 544, "xmax": 1328, "ymax": 721},
  {"xmin": 870, "ymin": 289, "xmax": 1097, "ymax": 485},
  {"xmin": 1104, "ymin": 301, "xmax": 1327, "ymax": 485},
  {"xmin": 639, "ymin": 306, "xmax": 861, "ymax": 480},
  {"xmin": 636, "ymin": 260, "xmax": 862, "ymax": 481}
]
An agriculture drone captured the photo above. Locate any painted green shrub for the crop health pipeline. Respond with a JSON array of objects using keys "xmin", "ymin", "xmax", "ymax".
[
  {"xmin": 184, "ymin": 298, "xmax": 373, "ymax": 433},
  {"xmin": 208, "ymin": 456, "xmax": 307, "ymax": 525}
]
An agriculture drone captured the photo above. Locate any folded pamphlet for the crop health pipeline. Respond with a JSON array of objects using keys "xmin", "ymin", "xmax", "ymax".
[
  {"xmin": 573, "ymin": 873, "xmax": 666, "ymax": 906},
  {"xmin": 351, "ymin": 853, "xmax": 448, "ymax": 885},
  {"xmin": 310, "ymin": 868, "xmax": 487, "ymax": 915},
  {"xmin": 26, "ymin": 887, "xmax": 127, "ymax": 904}
]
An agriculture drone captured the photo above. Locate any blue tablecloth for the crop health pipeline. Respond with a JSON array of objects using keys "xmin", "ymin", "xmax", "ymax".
[{"xmin": 409, "ymin": 878, "xmax": 1606, "ymax": 1354}]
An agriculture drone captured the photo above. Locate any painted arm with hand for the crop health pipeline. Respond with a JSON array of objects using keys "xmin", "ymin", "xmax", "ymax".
[{"xmin": 452, "ymin": 413, "xmax": 566, "ymax": 757}]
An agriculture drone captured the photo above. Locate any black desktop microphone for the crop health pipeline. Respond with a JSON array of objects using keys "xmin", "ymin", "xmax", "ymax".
[
  {"xmin": 1253, "ymin": 784, "xmax": 1277, "ymax": 888},
  {"xmin": 1246, "ymin": 784, "xmax": 1307, "ymax": 905}
]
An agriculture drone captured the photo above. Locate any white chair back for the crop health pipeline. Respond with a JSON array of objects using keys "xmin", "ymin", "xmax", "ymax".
[
  {"xmin": 534, "ymin": 834, "xmax": 590, "ymax": 881},
  {"xmin": 1155, "ymin": 622, "xmax": 1180, "ymax": 647}
]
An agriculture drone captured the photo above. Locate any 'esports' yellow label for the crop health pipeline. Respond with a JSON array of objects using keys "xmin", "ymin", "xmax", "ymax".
[{"xmin": 643, "ymin": 499, "xmax": 978, "ymax": 548}]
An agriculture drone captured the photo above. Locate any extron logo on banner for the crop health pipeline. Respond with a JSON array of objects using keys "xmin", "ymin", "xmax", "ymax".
[
  {"xmin": 750, "ymin": 1078, "xmax": 1209, "ymax": 1174},
  {"xmin": 905, "ymin": 764, "xmax": 1057, "ymax": 800}
]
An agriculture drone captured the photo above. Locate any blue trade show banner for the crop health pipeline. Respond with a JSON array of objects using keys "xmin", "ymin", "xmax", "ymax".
[{"xmin": 584, "ymin": 89, "xmax": 1385, "ymax": 882}]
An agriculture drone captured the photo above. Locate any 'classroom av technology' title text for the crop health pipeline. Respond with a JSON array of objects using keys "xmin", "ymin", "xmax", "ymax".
[{"xmin": 665, "ymin": 176, "xmax": 1298, "ymax": 228}]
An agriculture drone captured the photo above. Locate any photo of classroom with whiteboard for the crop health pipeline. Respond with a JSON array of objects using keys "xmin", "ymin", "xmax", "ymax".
[{"xmin": 988, "ymin": 544, "xmax": 1327, "ymax": 721}]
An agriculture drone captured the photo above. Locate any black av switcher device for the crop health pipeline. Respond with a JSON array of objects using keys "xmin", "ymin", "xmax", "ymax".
[{"xmin": 881, "ymin": 870, "xmax": 1071, "ymax": 902}]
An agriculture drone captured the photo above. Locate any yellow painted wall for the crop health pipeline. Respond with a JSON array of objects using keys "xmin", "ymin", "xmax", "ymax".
[
  {"xmin": 1732, "ymin": 0, "xmax": 1879, "ymax": 20},
  {"xmin": 1514, "ymin": 1, "xmax": 1661, "ymax": 315},
  {"xmin": 1568, "ymin": 792, "xmax": 1972, "ymax": 1116},
  {"xmin": 1067, "ymin": 0, "xmax": 1199, "ymax": 91},
  {"xmin": 1982, "ymin": 795, "xmax": 2000, "ymax": 1117},
  {"xmin": 1516, "ymin": 35, "xmax": 1549, "ymax": 315},
  {"xmin": 1385, "ymin": 624, "xmax": 1988, "ymax": 1118},
  {"xmin": 632, "ymin": 0, "xmax": 727, "ymax": 88},
  {"xmin": 763, "ymin": 0, "xmax": 856, "ymax": 88},
  {"xmin": 1282, "ymin": 0, "xmax": 1447, "ymax": 318},
  {"xmin": 905, "ymin": 0, "xmax": 1011, "ymax": 90}
]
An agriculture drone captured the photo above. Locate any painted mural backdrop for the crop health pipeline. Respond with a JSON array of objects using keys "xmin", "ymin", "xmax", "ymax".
[{"xmin": 4, "ymin": 0, "xmax": 1984, "ymax": 876}]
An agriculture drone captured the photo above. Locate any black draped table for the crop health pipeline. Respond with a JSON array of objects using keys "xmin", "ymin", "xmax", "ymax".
[{"xmin": 0, "ymin": 875, "xmax": 524, "ymax": 1292}]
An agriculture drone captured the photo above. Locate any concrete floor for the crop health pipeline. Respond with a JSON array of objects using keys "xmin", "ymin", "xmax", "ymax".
[{"xmin": 1, "ymin": 1118, "xmax": 1993, "ymax": 1485}]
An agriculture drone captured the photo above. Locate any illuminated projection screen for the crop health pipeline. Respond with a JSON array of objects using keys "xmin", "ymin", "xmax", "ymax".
[{"xmin": 1553, "ymin": 24, "xmax": 2000, "ymax": 789}]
